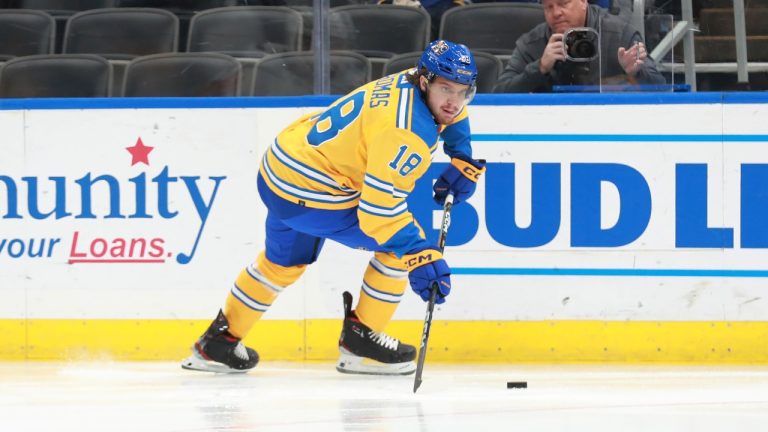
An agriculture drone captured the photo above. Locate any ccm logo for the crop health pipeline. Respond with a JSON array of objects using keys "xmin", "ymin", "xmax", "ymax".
[
  {"xmin": 406, "ymin": 254, "xmax": 432, "ymax": 268},
  {"xmin": 462, "ymin": 166, "xmax": 481, "ymax": 180}
]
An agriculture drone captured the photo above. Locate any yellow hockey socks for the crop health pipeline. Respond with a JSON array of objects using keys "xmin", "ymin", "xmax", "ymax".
[
  {"xmin": 355, "ymin": 252, "xmax": 408, "ymax": 332},
  {"xmin": 224, "ymin": 252, "xmax": 305, "ymax": 338}
]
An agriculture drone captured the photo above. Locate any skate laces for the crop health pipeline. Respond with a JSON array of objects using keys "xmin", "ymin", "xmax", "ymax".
[
  {"xmin": 233, "ymin": 342, "xmax": 250, "ymax": 361},
  {"xmin": 369, "ymin": 331, "xmax": 399, "ymax": 351}
]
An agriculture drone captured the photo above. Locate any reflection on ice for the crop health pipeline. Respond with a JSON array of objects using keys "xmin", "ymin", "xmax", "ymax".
[{"xmin": 1, "ymin": 362, "xmax": 768, "ymax": 432}]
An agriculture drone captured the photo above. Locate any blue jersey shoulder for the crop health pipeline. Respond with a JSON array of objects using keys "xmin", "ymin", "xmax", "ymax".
[{"xmin": 440, "ymin": 116, "xmax": 472, "ymax": 158}]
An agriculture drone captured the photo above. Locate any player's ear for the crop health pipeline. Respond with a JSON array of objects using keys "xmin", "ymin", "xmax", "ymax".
[{"xmin": 419, "ymin": 76, "xmax": 428, "ymax": 93}]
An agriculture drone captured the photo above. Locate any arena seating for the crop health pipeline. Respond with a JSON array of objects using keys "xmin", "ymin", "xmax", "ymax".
[
  {"xmin": 63, "ymin": 8, "xmax": 179, "ymax": 60},
  {"xmin": 0, "ymin": 9, "xmax": 56, "ymax": 60},
  {"xmin": 6, "ymin": 0, "xmax": 118, "ymax": 52},
  {"xmin": 251, "ymin": 50, "xmax": 371, "ymax": 96},
  {"xmin": 2, "ymin": 1, "xmax": 762, "ymax": 94},
  {"xmin": 187, "ymin": 6, "xmax": 303, "ymax": 58},
  {"xmin": 0, "ymin": 53, "xmax": 112, "ymax": 97},
  {"xmin": 328, "ymin": 4, "xmax": 430, "ymax": 78},
  {"xmin": 122, "ymin": 52, "xmax": 241, "ymax": 96},
  {"xmin": 439, "ymin": 3, "xmax": 545, "ymax": 56}
]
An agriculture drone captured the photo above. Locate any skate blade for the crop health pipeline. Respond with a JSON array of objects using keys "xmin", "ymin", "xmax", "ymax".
[
  {"xmin": 180, "ymin": 351, "xmax": 251, "ymax": 374},
  {"xmin": 336, "ymin": 349, "xmax": 416, "ymax": 376}
]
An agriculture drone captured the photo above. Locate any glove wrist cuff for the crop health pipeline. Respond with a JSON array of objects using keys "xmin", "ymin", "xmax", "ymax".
[
  {"xmin": 403, "ymin": 248, "xmax": 443, "ymax": 270},
  {"xmin": 451, "ymin": 157, "xmax": 485, "ymax": 183}
]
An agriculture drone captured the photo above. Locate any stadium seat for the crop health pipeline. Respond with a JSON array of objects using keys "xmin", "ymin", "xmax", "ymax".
[
  {"xmin": 9, "ymin": 0, "xmax": 119, "ymax": 53},
  {"xmin": 251, "ymin": 51, "xmax": 371, "ymax": 96},
  {"xmin": 327, "ymin": 5, "xmax": 430, "ymax": 58},
  {"xmin": 439, "ymin": 3, "xmax": 545, "ymax": 55},
  {"xmin": 285, "ymin": 4, "xmax": 313, "ymax": 51},
  {"xmin": 117, "ymin": 1, "xmax": 239, "ymax": 51},
  {"xmin": 382, "ymin": 50, "xmax": 503, "ymax": 93},
  {"xmin": 7, "ymin": 0, "xmax": 117, "ymax": 14},
  {"xmin": 187, "ymin": 5, "xmax": 304, "ymax": 95},
  {"xmin": 381, "ymin": 51, "xmax": 419, "ymax": 76},
  {"xmin": 283, "ymin": 0, "xmax": 374, "ymax": 6},
  {"xmin": 471, "ymin": 50, "xmax": 503, "ymax": 93},
  {"xmin": 117, "ymin": 0, "xmax": 236, "ymax": 8},
  {"xmin": 0, "ymin": 10, "xmax": 56, "ymax": 61},
  {"xmin": 0, "ymin": 54, "xmax": 112, "ymax": 97},
  {"xmin": 122, "ymin": 52, "xmax": 241, "ymax": 97},
  {"xmin": 63, "ymin": 8, "xmax": 179, "ymax": 60},
  {"xmin": 187, "ymin": 6, "xmax": 303, "ymax": 58}
]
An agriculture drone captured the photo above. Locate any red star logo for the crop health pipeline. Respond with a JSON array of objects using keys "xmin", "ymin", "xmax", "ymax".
[{"xmin": 126, "ymin": 137, "xmax": 154, "ymax": 166}]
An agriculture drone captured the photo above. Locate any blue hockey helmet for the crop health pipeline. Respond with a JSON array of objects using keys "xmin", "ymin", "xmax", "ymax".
[{"xmin": 418, "ymin": 40, "xmax": 478, "ymax": 87}]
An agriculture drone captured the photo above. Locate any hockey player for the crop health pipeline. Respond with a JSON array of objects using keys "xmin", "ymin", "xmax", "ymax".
[{"xmin": 182, "ymin": 40, "xmax": 486, "ymax": 375}]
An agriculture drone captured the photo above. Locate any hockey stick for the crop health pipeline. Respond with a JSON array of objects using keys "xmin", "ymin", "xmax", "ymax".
[{"xmin": 413, "ymin": 192, "xmax": 454, "ymax": 393}]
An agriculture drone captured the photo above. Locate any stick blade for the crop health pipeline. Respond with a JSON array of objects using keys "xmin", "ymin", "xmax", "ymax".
[{"xmin": 413, "ymin": 378, "xmax": 422, "ymax": 393}]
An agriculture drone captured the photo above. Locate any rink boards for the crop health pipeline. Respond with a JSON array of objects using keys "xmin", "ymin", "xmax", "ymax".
[{"xmin": 1, "ymin": 93, "xmax": 768, "ymax": 362}]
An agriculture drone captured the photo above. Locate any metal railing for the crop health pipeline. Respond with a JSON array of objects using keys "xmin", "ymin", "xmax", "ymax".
[{"xmin": 639, "ymin": 0, "xmax": 757, "ymax": 91}]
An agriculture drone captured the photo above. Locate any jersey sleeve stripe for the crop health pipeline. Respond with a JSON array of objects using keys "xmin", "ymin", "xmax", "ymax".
[
  {"xmin": 232, "ymin": 283, "xmax": 270, "ymax": 312},
  {"xmin": 263, "ymin": 156, "xmax": 360, "ymax": 204},
  {"xmin": 363, "ymin": 176, "xmax": 392, "ymax": 195},
  {"xmin": 271, "ymin": 141, "xmax": 355, "ymax": 193},
  {"xmin": 364, "ymin": 173, "xmax": 409, "ymax": 198},
  {"xmin": 365, "ymin": 174, "xmax": 395, "ymax": 195},
  {"xmin": 358, "ymin": 200, "xmax": 408, "ymax": 217},
  {"xmin": 362, "ymin": 282, "xmax": 402, "ymax": 303}
]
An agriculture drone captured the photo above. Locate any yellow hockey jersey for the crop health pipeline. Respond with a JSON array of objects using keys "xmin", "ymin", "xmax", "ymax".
[{"xmin": 259, "ymin": 70, "xmax": 473, "ymax": 256}]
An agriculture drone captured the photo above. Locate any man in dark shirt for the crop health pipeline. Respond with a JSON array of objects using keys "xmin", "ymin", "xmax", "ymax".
[{"xmin": 493, "ymin": 0, "xmax": 666, "ymax": 93}]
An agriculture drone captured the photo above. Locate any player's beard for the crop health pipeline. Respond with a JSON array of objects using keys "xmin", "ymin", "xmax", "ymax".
[
  {"xmin": 425, "ymin": 87, "xmax": 461, "ymax": 125},
  {"xmin": 436, "ymin": 105, "xmax": 459, "ymax": 125}
]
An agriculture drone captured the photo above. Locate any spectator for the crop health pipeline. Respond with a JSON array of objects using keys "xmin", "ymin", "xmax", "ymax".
[
  {"xmin": 493, "ymin": 0, "xmax": 666, "ymax": 93},
  {"xmin": 588, "ymin": 0, "xmax": 610, "ymax": 9}
]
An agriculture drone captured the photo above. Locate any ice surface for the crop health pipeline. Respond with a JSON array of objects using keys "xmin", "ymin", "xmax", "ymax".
[{"xmin": 1, "ymin": 362, "xmax": 767, "ymax": 432}]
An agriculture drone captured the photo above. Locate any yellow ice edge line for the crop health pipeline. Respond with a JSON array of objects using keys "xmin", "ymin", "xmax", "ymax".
[{"xmin": 2, "ymin": 319, "xmax": 768, "ymax": 363}]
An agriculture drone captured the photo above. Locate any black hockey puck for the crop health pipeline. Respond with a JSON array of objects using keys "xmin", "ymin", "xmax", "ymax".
[{"xmin": 507, "ymin": 381, "xmax": 527, "ymax": 389}]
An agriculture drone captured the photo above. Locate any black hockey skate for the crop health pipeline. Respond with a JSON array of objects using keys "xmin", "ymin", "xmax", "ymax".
[
  {"xmin": 336, "ymin": 291, "xmax": 416, "ymax": 375},
  {"xmin": 181, "ymin": 310, "xmax": 259, "ymax": 373}
]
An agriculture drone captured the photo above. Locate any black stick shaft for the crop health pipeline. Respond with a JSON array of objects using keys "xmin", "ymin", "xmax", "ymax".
[{"xmin": 413, "ymin": 193, "xmax": 453, "ymax": 393}]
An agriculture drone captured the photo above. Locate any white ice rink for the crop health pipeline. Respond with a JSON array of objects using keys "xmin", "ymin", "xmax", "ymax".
[{"xmin": 2, "ymin": 361, "xmax": 768, "ymax": 432}]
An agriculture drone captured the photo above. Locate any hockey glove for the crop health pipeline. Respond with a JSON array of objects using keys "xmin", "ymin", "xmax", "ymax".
[
  {"xmin": 433, "ymin": 155, "xmax": 486, "ymax": 205},
  {"xmin": 403, "ymin": 247, "xmax": 451, "ymax": 304}
]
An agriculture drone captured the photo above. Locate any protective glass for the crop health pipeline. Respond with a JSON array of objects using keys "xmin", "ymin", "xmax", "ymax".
[{"xmin": 552, "ymin": 14, "xmax": 680, "ymax": 93}]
